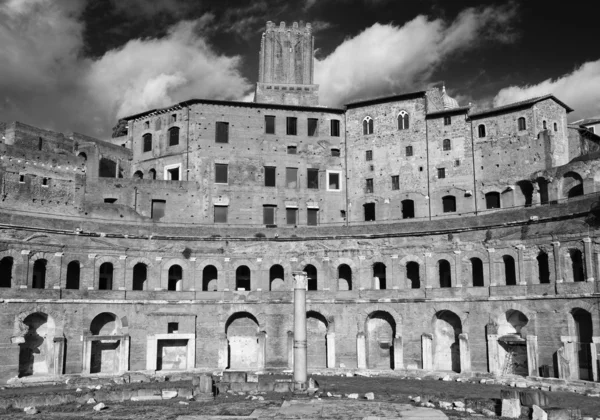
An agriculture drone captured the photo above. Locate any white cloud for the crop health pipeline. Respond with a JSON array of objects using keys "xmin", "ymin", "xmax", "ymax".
[
  {"xmin": 493, "ymin": 60, "xmax": 600, "ymax": 121},
  {"xmin": 314, "ymin": 4, "xmax": 518, "ymax": 107}
]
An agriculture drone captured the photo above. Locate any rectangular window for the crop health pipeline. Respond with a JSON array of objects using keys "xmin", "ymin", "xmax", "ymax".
[
  {"xmin": 264, "ymin": 166, "xmax": 276, "ymax": 187},
  {"xmin": 331, "ymin": 148, "xmax": 340, "ymax": 157},
  {"xmin": 263, "ymin": 205, "xmax": 276, "ymax": 225},
  {"xmin": 366, "ymin": 150, "xmax": 373, "ymax": 161},
  {"xmin": 444, "ymin": 116, "xmax": 451, "ymax": 126},
  {"xmin": 327, "ymin": 171, "xmax": 341, "ymax": 191},
  {"xmin": 104, "ymin": 198, "xmax": 117, "ymax": 204},
  {"xmin": 286, "ymin": 117, "xmax": 297, "ymax": 135},
  {"xmin": 437, "ymin": 168, "xmax": 446, "ymax": 179},
  {"xmin": 265, "ymin": 115, "xmax": 275, "ymax": 134},
  {"xmin": 286, "ymin": 208, "xmax": 297, "ymax": 225},
  {"xmin": 366, "ymin": 178, "xmax": 374, "ymax": 193},
  {"xmin": 214, "ymin": 205, "xmax": 228, "ymax": 223},
  {"xmin": 307, "ymin": 118, "xmax": 318, "ymax": 136},
  {"xmin": 166, "ymin": 167, "xmax": 180, "ymax": 181},
  {"xmin": 171, "ymin": 114, "xmax": 177, "ymax": 123},
  {"xmin": 215, "ymin": 121, "xmax": 229, "ymax": 143},
  {"xmin": 391, "ymin": 175, "xmax": 400, "ymax": 190},
  {"xmin": 307, "ymin": 208, "xmax": 318, "ymax": 226},
  {"xmin": 454, "ymin": 159, "xmax": 460, "ymax": 167},
  {"xmin": 286, "ymin": 167, "xmax": 298, "ymax": 188},
  {"xmin": 168, "ymin": 322, "xmax": 179, "ymax": 334},
  {"xmin": 19, "ymin": 174, "xmax": 25, "ymax": 183},
  {"xmin": 307, "ymin": 168, "xmax": 319, "ymax": 189},
  {"xmin": 406, "ymin": 145, "xmax": 413, "ymax": 157},
  {"xmin": 151, "ymin": 199, "xmax": 166, "ymax": 220},
  {"xmin": 287, "ymin": 145, "xmax": 297, "ymax": 154},
  {"xmin": 364, "ymin": 202, "xmax": 376, "ymax": 221},
  {"xmin": 144, "ymin": 121, "xmax": 149, "ymax": 129},
  {"xmin": 215, "ymin": 163, "xmax": 228, "ymax": 184},
  {"xmin": 330, "ymin": 120, "xmax": 340, "ymax": 137}
]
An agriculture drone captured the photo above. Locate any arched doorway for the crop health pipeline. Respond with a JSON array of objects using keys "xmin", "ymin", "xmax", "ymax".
[
  {"xmin": 497, "ymin": 310, "xmax": 529, "ymax": 376},
  {"xmin": 0, "ymin": 256, "xmax": 13, "ymax": 287},
  {"xmin": 90, "ymin": 313, "xmax": 121, "ymax": 374},
  {"xmin": 226, "ymin": 312, "xmax": 260, "ymax": 370},
  {"xmin": 98, "ymin": 262, "xmax": 113, "ymax": 290},
  {"xmin": 269, "ymin": 265, "xmax": 285, "ymax": 291},
  {"xmin": 307, "ymin": 311, "xmax": 328, "ymax": 369},
  {"xmin": 236, "ymin": 266, "xmax": 251, "ymax": 291},
  {"xmin": 168, "ymin": 265, "xmax": 183, "ymax": 291},
  {"xmin": 338, "ymin": 264, "xmax": 352, "ymax": 291},
  {"xmin": 66, "ymin": 261, "xmax": 80, "ymax": 289},
  {"xmin": 132, "ymin": 263, "xmax": 147, "ymax": 291},
  {"xmin": 434, "ymin": 311, "xmax": 462, "ymax": 372},
  {"xmin": 19, "ymin": 313, "xmax": 51, "ymax": 377},
  {"xmin": 203, "ymin": 265, "xmax": 218, "ymax": 291},
  {"xmin": 572, "ymin": 309, "xmax": 593, "ymax": 380},
  {"xmin": 407, "ymin": 262, "xmax": 420, "ymax": 288},
  {"xmin": 304, "ymin": 265, "xmax": 317, "ymax": 291},
  {"xmin": 366, "ymin": 311, "xmax": 396, "ymax": 369},
  {"xmin": 373, "ymin": 263, "xmax": 386, "ymax": 289}
]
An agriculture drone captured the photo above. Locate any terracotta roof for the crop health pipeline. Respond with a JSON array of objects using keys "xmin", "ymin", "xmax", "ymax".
[
  {"xmin": 344, "ymin": 91, "xmax": 427, "ymax": 108},
  {"xmin": 468, "ymin": 95, "xmax": 574, "ymax": 119}
]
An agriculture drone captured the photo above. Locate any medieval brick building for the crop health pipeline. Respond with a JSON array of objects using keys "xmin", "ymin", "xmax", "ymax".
[{"xmin": 0, "ymin": 21, "xmax": 599, "ymax": 384}]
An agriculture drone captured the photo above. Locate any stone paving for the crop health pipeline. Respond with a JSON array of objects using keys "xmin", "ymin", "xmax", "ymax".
[{"xmin": 177, "ymin": 399, "xmax": 448, "ymax": 419}]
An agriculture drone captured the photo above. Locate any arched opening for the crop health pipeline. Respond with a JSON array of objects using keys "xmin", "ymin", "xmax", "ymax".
[
  {"xmin": 78, "ymin": 152, "xmax": 87, "ymax": 161},
  {"xmin": 366, "ymin": 311, "xmax": 396, "ymax": 369},
  {"xmin": 363, "ymin": 116, "xmax": 373, "ymax": 135},
  {"xmin": 563, "ymin": 172, "xmax": 583, "ymax": 198},
  {"xmin": 148, "ymin": 168, "xmax": 157, "ymax": 180},
  {"xmin": 438, "ymin": 259, "xmax": 451, "ymax": 288},
  {"xmin": 269, "ymin": 265, "xmax": 285, "ymax": 291},
  {"xmin": 470, "ymin": 257, "xmax": 484, "ymax": 287},
  {"xmin": 90, "ymin": 312, "xmax": 120, "ymax": 374},
  {"xmin": 0, "ymin": 256, "xmax": 13, "ymax": 288},
  {"xmin": 66, "ymin": 261, "xmax": 80, "ymax": 289},
  {"xmin": 443, "ymin": 139, "xmax": 451, "ymax": 151},
  {"xmin": 373, "ymin": 262, "xmax": 386, "ymax": 289},
  {"xmin": 497, "ymin": 310, "xmax": 529, "ymax": 376},
  {"xmin": 407, "ymin": 262, "xmax": 420, "ymax": 288},
  {"xmin": 572, "ymin": 309, "xmax": 593, "ymax": 380},
  {"xmin": 536, "ymin": 177, "xmax": 549, "ymax": 204},
  {"xmin": 168, "ymin": 127, "xmax": 180, "ymax": 146},
  {"xmin": 518, "ymin": 117, "xmax": 527, "ymax": 131},
  {"xmin": 503, "ymin": 255, "xmax": 516, "ymax": 285},
  {"xmin": 485, "ymin": 192, "xmax": 500, "ymax": 209},
  {"xmin": 397, "ymin": 111, "xmax": 409, "ymax": 130},
  {"xmin": 478, "ymin": 124, "xmax": 486, "ymax": 138},
  {"xmin": 442, "ymin": 195, "xmax": 456, "ymax": 213},
  {"xmin": 338, "ymin": 264, "xmax": 352, "ymax": 291},
  {"xmin": 203, "ymin": 265, "xmax": 218, "ymax": 291},
  {"xmin": 168, "ymin": 265, "xmax": 183, "ymax": 291},
  {"xmin": 98, "ymin": 157, "xmax": 117, "ymax": 178},
  {"xmin": 98, "ymin": 262, "xmax": 113, "ymax": 290},
  {"xmin": 133, "ymin": 170, "xmax": 144, "ymax": 179},
  {"xmin": 569, "ymin": 249, "xmax": 585, "ymax": 282},
  {"xmin": 225, "ymin": 312, "xmax": 260, "ymax": 370},
  {"xmin": 19, "ymin": 313, "xmax": 50, "ymax": 377},
  {"xmin": 517, "ymin": 180, "xmax": 534, "ymax": 207},
  {"xmin": 401, "ymin": 199, "xmax": 415, "ymax": 219},
  {"xmin": 236, "ymin": 266, "xmax": 251, "ymax": 291},
  {"xmin": 307, "ymin": 311, "xmax": 328, "ymax": 369},
  {"xmin": 434, "ymin": 311, "xmax": 462, "ymax": 372},
  {"xmin": 304, "ymin": 265, "xmax": 317, "ymax": 291},
  {"xmin": 537, "ymin": 252, "xmax": 550, "ymax": 284},
  {"xmin": 32, "ymin": 259, "xmax": 47, "ymax": 289},
  {"xmin": 132, "ymin": 263, "xmax": 147, "ymax": 291}
]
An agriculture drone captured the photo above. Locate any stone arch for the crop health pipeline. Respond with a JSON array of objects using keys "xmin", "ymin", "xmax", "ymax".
[
  {"xmin": 364, "ymin": 310, "xmax": 398, "ymax": 369},
  {"xmin": 297, "ymin": 259, "xmax": 321, "ymax": 290},
  {"xmin": 434, "ymin": 254, "xmax": 455, "ymax": 288},
  {"xmin": 563, "ymin": 300, "xmax": 600, "ymax": 338},
  {"xmin": 65, "ymin": 259, "xmax": 81, "ymax": 289},
  {"xmin": 94, "ymin": 256, "xmax": 122, "ymax": 290},
  {"xmin": 0, "ymin": 250, "xmax": 18, "ymax": 288},
  {"xmin": 333, "ymin": 257, "xmax": 357, "ymax": 291},
  {"xmin": 372, "ymin": 261, "xmax": 387, "ymax": 290},
  {"xmin": 570, "ymin": 307, "xmax": 595, "ymax": 380},
  {"xmin": 306, "ymin": 310, "xmax": 329, "ymax": 369},
  {"xmin": 461, "ymin": 250, "xmax": 489, "ymax": 287},
  {"xmin": 220, "ymin": 306, "xmax": 266, "ymax": 330},
  {"xmin": 399, "ymin": 255, "xmax": 425, "ymax": 289},
  {"xmin": 162, "ymin": 258, "xmax": 190, "ymax": 291},
  {"xmin": 357, "ymin": 304, "xmax": 403, "ymax": 336},
  {"xmin": 494, "ymin": 309, "xmax": 530, "ymax": 376},
  {"xmin": 225, "ymin": 311, "xmax": 262, "ymax": 370},
  {"xmin": 269, "ymin": 264, "xmax": 285, "ymax": 291},
  {"xmin": 88, "ymin": 312, "xmax": 124, "ymax": 374},
  {"xmin": 197, "ymin": 259, "xmax": 224, "ymax": 291},
  {"xmin": 432, "ymin": 310, "xmax": 463, "ymax": 372},
  {"xmin": 18, "ymin": 312, "xmax": 56, "ymax": 377},
  {"xmin": 561, "ymin": 171, "xmax": 584, "ymax": 198},
  {"xmin": 28, "ymin": 251, "xmax": 54, "ymax": 289}
]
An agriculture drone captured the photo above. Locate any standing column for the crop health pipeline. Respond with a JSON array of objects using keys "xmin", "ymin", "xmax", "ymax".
[
  {"xmin": 390, "ymin": 255, "xmax": 400, "ymax": 289},
  {"xmin": 189, "ymin": 257, "xmax": 197, "ymax": 291},
  {"xmin": 16, "ymin": 250, "xmax": 30, "ymax": 288},
  {"xmin": 292, "ymin": 271, "xmax": 307, "ymax": 391},
  {"xmin": 583, "ymin": 238, "xmax": 595, "ymax": 282},
  {"xmin": 118, "ymin": 255, "xmax": 127, "ymax": 290},
  {"xmin": 423, "ymin": 253, "xmax": 433, "ymax": 289},
  {"xmin": 459, "ymin": 333, "xmax": 471, "ymax": 373},
  {"xmin": 552, "ymin": 242, "xmax": 562, "ymax": 283},
  {"xmin": 516, "ymin": 245, "xmax": 526, "ymax": 285},
  {"xmin": 326, "ymin": 332, "xmax": 336, "ymax": 368},
  {"xmin": 454, "ymin": 250, "xmax": 463, "ymax": 288},
  {"xmin": 487, "ymin": 248, "xmax": 496, "ymax": 286},
  {"xmin": 54, "ymin": 252, "xmax": 64, "ymax": 289}
]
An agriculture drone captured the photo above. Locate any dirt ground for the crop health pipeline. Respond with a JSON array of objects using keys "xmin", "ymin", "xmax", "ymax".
[{"xmin": 0, "ymin": 374, "xmax": 599, "ymax": 419}]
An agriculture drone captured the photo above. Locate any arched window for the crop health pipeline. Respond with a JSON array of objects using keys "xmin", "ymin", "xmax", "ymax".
[
  {"xmin": 373, "ymin": 262, "xmax": 386, "ymax": 289},
  {"xmin": 503, "ymin": 255, "xmax": 516, "ymax": 285},
  {"xmin": 485, "ymin": 192, "xmax": 500, "ymax": 209},
  {"xmin": 168, "ymin": 265, "xmax": 183, "ymax": 291},
  {"xmin": 569, "ymin": 249, "xmax": 585, "ymax": 282},
  {"xmin": 32, "ymin": 259, "xmax": 47, "ymax": 289},
  {"xmin": 0, "ymin": 257, "xmax": 13, "ymax": 288},
  {"xmin": 537, "ymin": 252, "xmax": 550, "ymax": 284},
  {"xmin": 203, "ymin": 265, "xmax": 218, "ymax": 291},
  {"xmin": 442, "ymin": 195, "xmax": 456, "ymax": 213},
  {"xmin": 132, "ymin": 263, "xmax": 147, "ymax": 291},
  {"xmin": 442, "ymin": 139, "xmax": 451, "ymax": 151},
  {"xmin": 78, "ymin": 152, "xmax": 87, "ymax": 161},
  {"xmin": 338, "ymin": 264, "xmax": 352, "ymax": 291},
  {"xmin": 142, "ymin": 133, "xmax": 152, "ymax": 152},
  {"xmin": 406, "ymin": 262, "xmax": 420, "ymax": 289},
  {"xmin": 517, "ymin": 180, "xmax": 534, "ymax": 207},
  {"xmin": 269, "ymin": 265, "xmax": 284, "ymax": 291},
  {"xmin": 543, "ymin": 120, "xmax": 547, "ymax": 130},
  {"xmin": 470, "ymin": 258, "xmax": 484, "ymax": 287},
  {"xmin": 363, "ymin": 116, "xmax": 373, "ymax": 135},
  {"xmin": 133, "ymin": 170, "xmax": 143, "ymax": 179},
  {"xmin": 563, "ymin": 172, "xmax": 583, "ymax": 198},
  {"xmin": 148, "ymin": 168, "xmax": 157, "ymax": 180},
  {"xmin": 553, "ymin": 122, "xmax": 558, "ymax": 132},
  {"xmin": 398, "ymin": 111, "xmax": 409, "ymax": 130},
  {"xmin": 99, "ymin": 262, "xmax": 113, "ymax": 290},
  {"xmin": 438, "ymin": 259, "xmax": 451, "ymax": 288},
  {"xmin": 478, "ymin": 124, "xmax": 486, "ymax": 138},
  {"xmin": 305, "ymin": 265, "xmax": 317, "ymax": 291},
  {"xmin": 536, "ymin": 177, "xmax": 549, "ymax": 204},
  {"xmin": 518, "ymin": 117, "xmax": 527, "ymax": 131},
  {"xmin": 236, "ymin": 265, "xmax": 251, "ymax": 290},
  {"xmin": 405, "ymin": 145, "xmax": 413, "ymax": 157},
  {"xmin": 168, "ymin": 127, "xmax": 180, "ymax": 146},
  {"xmin": 66, "ymin": 261, "xmax": 80, "ymax": 289},
  {"xmin": 401, "ymin": 199, "xmax": 414, "ymax": 219}
]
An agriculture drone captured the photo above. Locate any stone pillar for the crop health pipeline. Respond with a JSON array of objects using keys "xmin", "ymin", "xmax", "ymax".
[
  {"xmin": 422, "ymin": 333, "xmax": 433, "ymax": 371},
  {"xmin": 255, "ymin": 258, "xmax": 267, "ymax": 291},
  {"xmin": 82, "ymin": 333, "xmax": 92, "ymax": 374},
  {"xmin": 189, "ymin": 257, "xmax": 197, "ymax": 291},
  {"xmin": 390, "ymin": 255, "xmax": 399, "ymax": 289},
  {"xmin": 82, "ymin": 254, "xmax": 95, "ymax": 290},
  {"xmin": 152, "ymin": 256, "xmax": 163, "ymax": 290},
  {"xmin": 117, "ymin": 255, "xmax": 127, "ymax": 290},
  {"xmin": 591, "ymin": 338, "xmax": 599, "ymax": 382},
  {"xmin": 459, "ymin": 333, "xmax": 471, "ymax": 373},
  {"xmin": 356, "ymin": 332, "xmax": 367, "ymax": 369},
  {"xmin": 53, "ymin": 252, "xmax": 64, "ymax": 289},
  {"xmin": 292, "ymin": 271, "xmax": 307, "ymax": 390},
  {"xmin": 287, "ymin": 331, "xmax": 294, "ymax": 369},
  {"xmin": 53, "ymin": 337, "xmax": 65, "ymax": 376},
  {"xmin": 552, "ymin": 242, "xmax": 562, "ymax": 283},
  {"xmin": 16, "ymin": 250, "xmax": 30, "ymax": 288},
  {"xmin": 526, "ymin": 335, "xmax": 538, "ymax": 377},
  {"xmin": 583, "ymin": 238, "xmax": 595, "ymax": 282},
  {"xmin": 358, "ymin": 256, "xmax": 368, "ymax": 290},
  {"xmin": 516, "ymin": 245, "xmax": 527, "ymax": 285},
  {"xmin": 454, "ymin": 250, "xmax": 463, "ymax": 287},
  {"xmin": 326, "ymin": 332, "xmax": 336, "ymax": 368},
  {"xmin": 487, "ymin": 248, "xmax": 496, "ymax": 286},
  {"xmin": 257, "ymin": 331, "xmax": 267, "ymax": 370},
  {"xmin": 558, "ymin": 337, "xmax": 576, "ymax": 379},
  {"xmin": 423, "ymin": 253, "xmax": 433, "ymax": 289},
  {"xmin": 393, "ymin": 335, "xmax": 404, "ymax": 370},
  {"xmin": 487, "ymin": 334, "xmax": 500, "ymax": 374},
  {"xmin": 120, "ymin": 335, "xmax": 130, "ymax": 373},
  {"xmin": 217, "ymin": 334, "xmax": 228, "ymax": 369}
]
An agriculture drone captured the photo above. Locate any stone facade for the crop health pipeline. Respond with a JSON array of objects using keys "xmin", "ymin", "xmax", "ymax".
[{"xmin": 0, "ymin": 21, "xmax": 599, "ymax": 386}]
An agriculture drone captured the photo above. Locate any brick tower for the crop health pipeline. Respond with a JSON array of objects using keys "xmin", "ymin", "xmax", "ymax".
[{"xmin": 254, "ymin": 21, "xmax": 319, "ymax": 106}]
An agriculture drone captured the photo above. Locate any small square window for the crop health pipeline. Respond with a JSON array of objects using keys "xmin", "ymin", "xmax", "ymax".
[
  {"xmin": 406, "ymin": 146, "xmax": 413, "ymax": 157},
  {"xmin": 215, "ymin": 163, "xmax": 228, "ymax": 184},
  {"xmin": 327, "ymin": 171, "xmax": 341, "ymax": 191},
  {"xmin": 454, "ymin": 159, "xmax": 460, "ymax": 167},
  {"xmin": 151, "ymin": 199, "xmax": 166, "ymax": 220},
  {"xmin": 286, "ymin": 167, "xmax": 298, "ymax": 188},
  {"xmin": 144, "ymin": 121, "xmax": 150, "ymax": 129},
  {"xmin": 444, "ymin": 116, "xmax": 451, "ymax": 126},
  {"xmin": 265, "ymin": 115, "xmax": 275, "ymax": 134},
  {"xmin": 286, "ymin": 208, "xmax": 297, "ymax": 225},
  {"xmin": 330, "ymin": 120, "xmax": 340, "ymax": 137},
  {"xmin": 104, "ymin": 198, "xmax": 117, "ymax": 204},
  {"xmin": 307, "ymin": 118, "xmax": 318, "ymax": 136},
  {"xmin": 214, "ymin": 205, "xmax": 228, "ymax": 223},
  {"xmin": 391, "ymin": 175, "xmax": 399, "ymax": 190},
  {"xmin": 366, "ymin": 178, "xmax": 374, "ymax": 193},
  {"xmin": 215, "ymin": 122, "xmax": 229, "ymax": 143},
  {"xmin": 168, "ymin": 322, "xmax": 178, "ymax": 334},
  {"xmin": 307, "ymin": 168, "xmax": 319, "ymax": 189},
  {"xmin": 366, "ymin": 150, "xmax": 373, "ymax": 161},
  {"xmin": 287, "ymin": 145, "xmax": 297, "ymax": 154},
  {"xmin": 171, "ymin": 114, "xmax": 177, "ymax": 123},
  {"xmin": 437, "ymin": 168, "xmax": 446, "ymax": 179},
  {"xmin": 331, "ymin": 148, "xmax": 340, "ymax": 157},
  {"xmin": 307, "ymin": 208, "xmax": 318, "ymax": 226},
  {"xmin": 264, "ymin": 166, "xmax": 276, "ymax": 187},
  {"xmin": 419, "ymin": 166, "xmax": 423, "ymax": 172},
  {"xmin": 42, "ymin": 177, "xmax": 48, "ymax": 186},
  {"xmin": 286, "ymin": 117, "xmax": 297, "ymax": 135}
]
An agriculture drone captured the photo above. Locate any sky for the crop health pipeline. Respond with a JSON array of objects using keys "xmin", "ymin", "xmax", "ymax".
[{"xmin": 1, "ymin": 0, "xmax": 599, "ymax": 139}]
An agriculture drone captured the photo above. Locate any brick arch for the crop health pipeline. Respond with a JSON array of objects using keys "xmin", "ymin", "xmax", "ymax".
[
  {"xmin": 83, "ymin": 309, "xmax": 129, "ymax": 335},
  {"xmin": 432, "ymin": 253, "xmax": 456, "ymax": 288},
  {"xmin": 220, "ymin": 306, "xmax": 267, "ymax": 332},
  {"xmin": 94, "ymin": 255, "xmax": 123, "ymax": 290},
  {"xmin": 28, "ymin": 251, "xmax": 56, "ymax": 289},
  {"xmin": 296, "ymin": 259, "xmax": 323, "ymax": 273},
  {"xmin": 0, "ymin": 249, "xmax": 22, "ymax": 260},
  {"xmin": 162, "ymin": 258, "xmax": 190, "ymax": 272},
  {"xmin": 306, "ymin": 305, "xmax": 335, "ymax": 333},
  {"xmin": 561, "ymin": 300, "xmax": 599, "ymax": 338},
  {"xmin": 492, "ymin": 248, "xmax": 519, "ymax": 262},
  {"xmin": 425, "ymin": 306, "xmax": 469, "ymax": 333},
  {"xmin": 196, "ymin": 259, "xmax": 224, "ymax": 272},
  {"xmin": 233, "ymin": 259, "xmax": 258, "ymax": 272},
  {"xmin": 357, "ymin": 304, "xmax": 403, "ymax": 336},
  {"xmin": 492, "ymin": 302, "xmax": 537, "ymax": 326},
  {"xmin": 461, "ymin": 250, "xmax": 489, "ymax": 264},
  {"xmin": 333, "ymin": 257, "xmax": 358, "ymax": 272},
  {"xmin": 13, "ymin": 305, "xmax": 64, "ymax": 338},
  {"xmin": 127, "ymin": 257, "xmax": 154, "ymax": 269},
  {"xmin": 399, "ymin": 255, "xmax": 424, "ymax": 266}
]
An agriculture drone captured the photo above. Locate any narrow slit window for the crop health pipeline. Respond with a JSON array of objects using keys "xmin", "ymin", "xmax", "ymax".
[
  {"xmin": 366, "ymin": 178, "xmax": 374, "ymax": 193},
  {"xmin": 437, "ymin": 168, "xmax": 445, "ymax": 179},
  {"xmin": 406, "ymin": 145, "xmax": 413, "ymax": 157},
  {"xmin": 366, "ymin": 150, "xmax": 373, "ymax": 161},
  {"xmin": 391, "ymin": 175, "xmax": 399, "ymax": 190}
]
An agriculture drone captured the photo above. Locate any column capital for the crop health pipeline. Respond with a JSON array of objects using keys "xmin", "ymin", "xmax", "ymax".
[
  {"xmin": 119, "ymin": 255, "xmax": 127, "ymax": 260},
  {"xmin": 552, "ymin": 241, "xmax": 561, "ymax": 247},
  {"xmin": 583, "ymin": 237, "xmax": 592, "ymax": 243},
  {"xmin": 21, "ymin": 250, "xmax": 31, "ymax": 255},
  {"xmin": 54, "ymin": 252, "xmax": 64, "ymax": 257},
  {"xmin": 292, "ymin": 271, "xmax": 307, "ymax": 289},
  {"xmin": 515, "ymin": 244, "xmax": 526, "ymax": 250},
  {"xmin": 486, "ymin": 248, "xmax": 495, "ymax": 253},
  {"xmin": 87, "ymin": 253, "xmax": 96, "ymax": 259}
]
